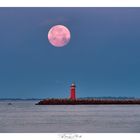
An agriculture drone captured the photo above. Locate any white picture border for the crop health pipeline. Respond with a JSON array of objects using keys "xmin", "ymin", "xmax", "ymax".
[
  {"xmin": 0, "ymin": 0, "xmax": 140, "ymax": 140},
  {"xmin": 0, "ymin": 0, "xmax": 140, "ymax": 7}
]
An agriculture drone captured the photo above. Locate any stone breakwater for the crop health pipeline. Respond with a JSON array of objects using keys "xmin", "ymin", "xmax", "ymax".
[{"xmin": 36, "ymin": 98, "xmax": 140, "ymax": 105}]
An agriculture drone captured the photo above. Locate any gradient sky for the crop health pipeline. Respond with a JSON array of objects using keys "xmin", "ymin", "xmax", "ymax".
[{"xmin": 0, "ymin": 8, "xmax": 140, "ymax": 98}]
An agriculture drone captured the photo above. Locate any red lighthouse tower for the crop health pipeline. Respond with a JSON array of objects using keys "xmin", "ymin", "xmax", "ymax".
[{"xmin": 70, "ymin": 83, "xmax": 76, "ymax": 100}]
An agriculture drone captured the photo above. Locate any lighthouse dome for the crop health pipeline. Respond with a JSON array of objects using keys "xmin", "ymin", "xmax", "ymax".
[{"xmin": 71, "ymin": 83, "xmax": 75, "ymax": 86}]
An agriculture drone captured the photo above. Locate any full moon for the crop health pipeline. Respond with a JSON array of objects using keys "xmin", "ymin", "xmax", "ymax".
[{"xmin": 48, "ymin": 25, "xmax": 71, "ymax": 47}]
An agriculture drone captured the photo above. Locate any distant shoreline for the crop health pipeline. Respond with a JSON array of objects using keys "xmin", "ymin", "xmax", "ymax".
[
  {"xmin": 0, "ymin": 99, "xmax": 42, "ymax": 101},
  {"xmin": 0, "ymin": 97, "xmax": 138, "ymax": 100}
]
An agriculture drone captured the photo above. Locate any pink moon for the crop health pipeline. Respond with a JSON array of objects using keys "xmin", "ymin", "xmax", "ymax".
[{"xmin": 48, "ymin": 25, "xmax": 71, "ymax": 47}]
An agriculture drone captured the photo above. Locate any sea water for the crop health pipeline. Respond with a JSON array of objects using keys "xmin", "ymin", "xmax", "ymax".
[{"xmin": 0, "ymin": 100, "xmax": 140, "ymax": 133}]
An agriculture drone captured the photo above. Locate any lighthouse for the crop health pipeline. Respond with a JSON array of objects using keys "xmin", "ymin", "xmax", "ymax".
[{"xmin": 70, "ymin": 83, "xmax": 76, "ymax": 100}]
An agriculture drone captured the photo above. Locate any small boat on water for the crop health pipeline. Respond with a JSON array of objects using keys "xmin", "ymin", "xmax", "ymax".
[{"xmin": 8, "ymin": 103, "xmax": 12, "ymax": 105}]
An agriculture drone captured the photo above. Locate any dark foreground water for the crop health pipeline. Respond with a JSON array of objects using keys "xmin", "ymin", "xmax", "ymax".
[{"xmin": 0, "ymin": 100, "xmax": 140, "ymax": 133}]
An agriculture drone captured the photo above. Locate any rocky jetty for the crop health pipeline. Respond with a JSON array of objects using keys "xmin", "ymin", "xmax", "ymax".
[{"xmin": 36, "ymin": 98, "xmax": 140, "ymax": 105}]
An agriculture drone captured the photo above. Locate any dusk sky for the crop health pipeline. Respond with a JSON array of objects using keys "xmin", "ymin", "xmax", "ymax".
[{"xmin": 0, "ymin": 8, "xmax": 140, "ymax": 98}]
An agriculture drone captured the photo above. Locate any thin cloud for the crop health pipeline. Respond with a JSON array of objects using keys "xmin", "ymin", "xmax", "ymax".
[{"xmin": 40, "ymin": 17, "xmax": 68, "ymax": 27}]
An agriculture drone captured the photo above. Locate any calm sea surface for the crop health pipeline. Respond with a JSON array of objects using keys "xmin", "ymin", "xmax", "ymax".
[{"xmin": 0, "ymin": 100, "xmax": 140, "ymax": 133}]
